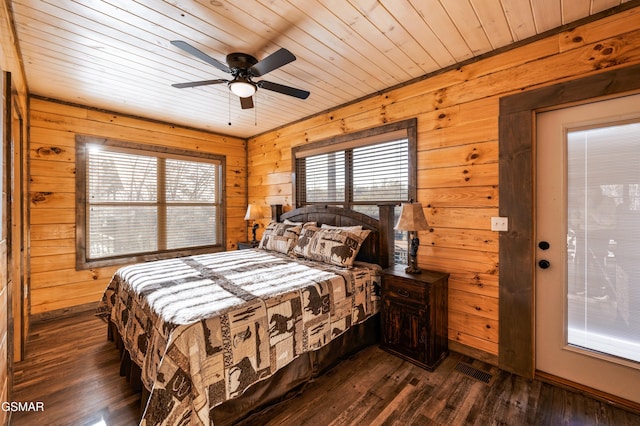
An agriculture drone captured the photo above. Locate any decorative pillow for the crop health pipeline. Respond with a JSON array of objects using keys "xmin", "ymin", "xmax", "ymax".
[
  {"xmin": 291, "ymin": 224, "xmax": 320, "ymax": 258},
  {"xmin": 258, "ymin": 222, "xmax": 302, "ymax": 254},
  {"xmin": 292, "ymin": 225, "xmax": 371, "ymax": 268}
]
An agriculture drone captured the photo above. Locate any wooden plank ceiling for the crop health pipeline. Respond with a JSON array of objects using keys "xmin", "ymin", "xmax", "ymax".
[{"xmin": 9, "ymin": 0, "xmax": 631, "ymax": 138}]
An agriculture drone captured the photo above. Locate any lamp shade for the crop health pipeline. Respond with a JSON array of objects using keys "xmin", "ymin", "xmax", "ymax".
[
  {"xmin": 244, "ymin": 204, "xmax": 261, "ymax": 221},
  {"xmin": 394, "ymin": 202, "xmax": 429, "ymax": 231},
  {"xmin": 229, "ymin": 79, "xmax": 256, "ymax": 98}
]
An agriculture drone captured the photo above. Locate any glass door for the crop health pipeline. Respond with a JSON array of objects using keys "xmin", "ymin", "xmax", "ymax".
[{"xmin": 535, "ymin": 93, "xmax": 640, "ymax": 404}]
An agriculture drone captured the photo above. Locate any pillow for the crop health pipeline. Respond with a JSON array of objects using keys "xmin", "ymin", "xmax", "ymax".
[
  {"xmin": 320, "ymin": 223, "xmax": 363, "ymax": 231},
  {"xmin": 258, "ymin": 222, "xmax": 301, "ymax": 254},
  {"xmin": 292, "ymin": 225, "xmax": 371, "ymax": 268},
  {"xmin": 291, "ymin": 224, "xmax": 319, "ymax": 258}
]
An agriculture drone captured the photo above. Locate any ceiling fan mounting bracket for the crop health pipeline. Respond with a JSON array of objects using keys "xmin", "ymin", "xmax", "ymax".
[{"xmin": 226, "ymin": 52, "xmax": 258, "ymax": 72}]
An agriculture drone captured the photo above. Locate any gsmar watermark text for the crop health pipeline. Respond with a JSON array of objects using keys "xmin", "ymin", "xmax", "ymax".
[{"xmin": 2, "ymin": 401, "xmax": 45, "ymax": 412}]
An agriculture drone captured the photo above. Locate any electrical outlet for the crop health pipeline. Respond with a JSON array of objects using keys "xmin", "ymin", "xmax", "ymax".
[{"xmin": 491, "ymin": 217, "xmax": 508, "ymax": 232}]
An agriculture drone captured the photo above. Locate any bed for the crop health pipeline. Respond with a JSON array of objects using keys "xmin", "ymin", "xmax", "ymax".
[{"xmin": 97, "ymin": 205, "xmax": 395, "ymax": 425}]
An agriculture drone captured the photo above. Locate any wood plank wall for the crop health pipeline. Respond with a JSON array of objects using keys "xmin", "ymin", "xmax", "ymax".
[
  {"xmin": 27, "ymin": 98, "xmax": 247, "ymax": 316},
  {"xmin": 1, "ymin": 0, "xmax": 29, "ymax": 420},
  {"xmin": 247, "ymin": 6, "xmax": 640, "ymax": 363}
]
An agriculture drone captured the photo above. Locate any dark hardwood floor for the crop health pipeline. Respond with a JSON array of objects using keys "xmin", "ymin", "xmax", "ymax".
[
  {"xmin": 9, "ymin": 310, "xmax": 640, "ymax": 426},
  {"xmin": 10, "ymin": 311, "xmax": 141, "ymax": 426}
]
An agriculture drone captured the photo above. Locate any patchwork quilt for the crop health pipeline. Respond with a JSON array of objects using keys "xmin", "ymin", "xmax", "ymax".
[{"xmin": 97, "ymin": 249, "xmax": 381, "ymax": 425}]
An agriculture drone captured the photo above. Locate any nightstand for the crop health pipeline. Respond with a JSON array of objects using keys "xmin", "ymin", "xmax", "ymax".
[
  {"xmin": 237, "ymin": 241, "xmax": 259, "ymax": 250},
  {"xmin": 380, "ymin": 265, "xmax": 449, "ymax": 371}
]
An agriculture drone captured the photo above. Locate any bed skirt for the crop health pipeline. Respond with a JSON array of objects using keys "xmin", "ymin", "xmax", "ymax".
[{"xmin": 108, "ymin": 314, "xmax": 380, "ymax": 425}]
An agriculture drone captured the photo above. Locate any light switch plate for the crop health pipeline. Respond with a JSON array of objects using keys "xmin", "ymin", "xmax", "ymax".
[{"xmin": 491, "ymin": 216, "xmax": 508, "ymax": 231}]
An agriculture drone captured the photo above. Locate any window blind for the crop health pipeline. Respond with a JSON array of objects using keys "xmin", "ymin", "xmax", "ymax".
[
  {"xmin": 303, "ymin": 151, "xmax": 345, "ymax": 203},
  {"xmin": 164, "ymin": 158, "xmax": 218, "ymax": 250},
  {"xmin": 296, "ymin": 138, "xmax": 409, "ymax": 208},
  {"xmin": 86, "ymin": 145, "xmax": 221, "ymax": 261},
  {"xmin": 352, "ymin": 139, "xmax": 408, "ymax": 202}
]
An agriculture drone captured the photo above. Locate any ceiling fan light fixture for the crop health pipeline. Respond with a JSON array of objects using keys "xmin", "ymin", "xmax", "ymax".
[{"xmin": 229, "ymin": 79, "xmax": 256, "ymax": 98}]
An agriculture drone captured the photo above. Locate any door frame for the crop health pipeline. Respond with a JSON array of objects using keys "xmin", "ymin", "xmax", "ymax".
[
  {"xmin": 497, "ymin": 63, "xmax": 640, "ymax": 380},
  {"xmin": 9, "ymin": 90, "xmax": 25, "ymax": 362}
]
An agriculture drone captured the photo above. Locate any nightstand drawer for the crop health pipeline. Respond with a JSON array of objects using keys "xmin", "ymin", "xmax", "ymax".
[{"xmin": 384, "ymin": 277, "xmax": 427, "ymax": 305}]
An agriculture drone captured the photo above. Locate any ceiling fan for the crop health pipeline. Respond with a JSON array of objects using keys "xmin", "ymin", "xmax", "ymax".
[{"xmin": 170, "ymin": 40, "xmax": 310, "ymax": 109}]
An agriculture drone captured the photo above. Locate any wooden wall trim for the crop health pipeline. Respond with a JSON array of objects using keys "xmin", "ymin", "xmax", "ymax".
[
  {"xmin": 29, "ymin": 301, "xmax": 97, "ymax": 324},
  {"xmin": 536, "ymin": 371, "xmax": 640, "ymax": 415},
  {"xmin": 449, "ymin": 340, "xmax": 499, "ymax": 367},
  {"xmin": 0, "ymin": 68, "xmax": 10, "ymax": 426},
  {"xmin": 498, "ymin": 63, "xmax": 640, "ymax": 378},
  {"xmin": 497, "ymin": 109, "xmax": 534, "ymax": 377}
]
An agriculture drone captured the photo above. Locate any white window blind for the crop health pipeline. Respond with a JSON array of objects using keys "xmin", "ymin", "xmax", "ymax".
[
  {"xmin": 352, "ymin": 139, "xmax": 409, "ymax": 202},
  {"xmin": 304, "ymin": 151, "xmax": 345, "ymax": 203},
  {"xmin": 296, "ymin": 139, "xmax": 409, "ymax": 209},
  {"xmin": 83, "ymin": 142, "xmax": 222, "ymax": 264},
  {"xmin": 567, "ymin": 121, "xmax": 640, "ymax": 363},
  {"xmin": 88, "ymin": 149, "xmax": 158, "ymax": 258},
  {"xmin": 164, "ymin": 159, "xmax": 219, "ymax": 250}
]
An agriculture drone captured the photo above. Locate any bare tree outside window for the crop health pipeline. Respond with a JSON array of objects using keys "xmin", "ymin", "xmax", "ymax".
[{"xmin": 76, "ymin": 136, "xmax": 225, "ymax": 269}]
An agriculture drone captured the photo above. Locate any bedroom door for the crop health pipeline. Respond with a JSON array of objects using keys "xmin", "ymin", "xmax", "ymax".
[{"xmin": 535, "ymin": 93, "xmax": 640, "ymax": 404}]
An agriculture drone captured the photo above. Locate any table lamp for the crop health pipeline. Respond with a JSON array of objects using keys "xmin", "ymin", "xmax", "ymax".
[
  {"xmin": 244, "ymin": 204, "xmax": 261, "ymax": 244},
  {"xmin": 394, "ymin": 201, "xmax": 430, "ymax": 274}
]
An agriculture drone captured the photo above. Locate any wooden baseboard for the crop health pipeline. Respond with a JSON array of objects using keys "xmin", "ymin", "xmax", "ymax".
[
  {"xmin": 536, "ymin": 370, "xmax": 640, "ymax": 415},
  {"xmin": 30, "ymin": 302, "xmax": 98, "ymax": 324},
  {"xmin": 449, "ymin": 340, "xmax": 499, "ymax": 367}
]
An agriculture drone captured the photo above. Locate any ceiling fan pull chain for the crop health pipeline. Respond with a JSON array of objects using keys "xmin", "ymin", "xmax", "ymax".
[{"xmin": 228, "ymin": 90, "xmax": 232, "ymax": 126}]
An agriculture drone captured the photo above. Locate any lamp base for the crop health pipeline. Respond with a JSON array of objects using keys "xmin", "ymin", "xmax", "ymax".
[
  {"xmin": 405, "ymin": 255, "xmax": 422, "ymax": 274},
  {"xmin": 404, "ymin": 264, "xmax": 422, "ymax": 274},
  {"xmin": 251, "ymin": 223, "xmax": 259, "ymax": 244}
]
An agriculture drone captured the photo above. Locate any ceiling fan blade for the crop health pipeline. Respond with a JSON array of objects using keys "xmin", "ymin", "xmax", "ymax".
[
  {"xmin": 258, "ymin": 80, "xmax": 310, "ymax": 100},
  {"xmin": 250, "ymin": 48, "xmax": 296, "ymax": 77},
  {"xmin": 171, "ymin": 40, "xmax": 231, "ymax": 74},
  {"xmin": 172, "ymin": 79, "xmax": 228, "ymax": 89},
  {"xmin": 240, "ymin": 96, "xmax": 254, "ymax": 109}
]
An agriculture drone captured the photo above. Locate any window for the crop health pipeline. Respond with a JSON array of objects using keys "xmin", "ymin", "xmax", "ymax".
[
  {"xmin": 76, "ymin": 136, "xmax": 225, "ymax": 268},
  {"xmin": 293, "ymin": 119, "xmax": 417, "ymax": 263}
]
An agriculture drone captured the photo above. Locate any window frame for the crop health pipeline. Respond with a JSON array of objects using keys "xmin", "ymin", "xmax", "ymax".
[
  {"xmin": 292, "ymin": 118, "xmax": 417, "ymax": 210},
  {"xmin": 75, "ymin": 135, "xmax": 226, "ymax": 270}
]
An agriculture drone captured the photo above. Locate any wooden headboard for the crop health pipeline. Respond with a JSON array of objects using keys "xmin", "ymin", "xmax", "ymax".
[{"xmin": 280, "ymin": 205, "xmax": 395, "ymax": 268}]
